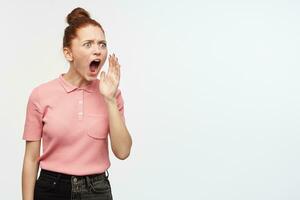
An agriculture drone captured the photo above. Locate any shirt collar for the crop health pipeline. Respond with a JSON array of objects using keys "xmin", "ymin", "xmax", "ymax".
[{"xmin": 58, "ymin": 73, "xmax": 98, "ymax": 93}]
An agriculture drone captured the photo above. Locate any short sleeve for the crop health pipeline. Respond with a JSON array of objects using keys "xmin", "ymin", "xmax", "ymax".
[
  {"xmin": 22, "ymin": 87, "xmax": 43, "ymax": 141},
  {"xmin": 115, "ymin": 89, "xmax": 125, "ymax": 123}
]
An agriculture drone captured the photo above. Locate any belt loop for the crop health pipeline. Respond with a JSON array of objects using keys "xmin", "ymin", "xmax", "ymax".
[
  {"xmin": 56, "ymin": 174, "xmax": 62, "ymax": 182},
  {"xmin": 105, "ymin": 170, "xmax": 109, "ymax": 178},
  {"xmin": 52, "ymin": 173, "xmax": 61, "ymax": 188},
  {"xmin": 85, "ymin": 176, "xmax": 92, "ymax": 189}
]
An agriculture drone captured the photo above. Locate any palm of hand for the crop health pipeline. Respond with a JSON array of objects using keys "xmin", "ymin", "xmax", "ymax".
[{"xmin": 99, "ymin": 54, "xmax": 121, "ymax": 101}]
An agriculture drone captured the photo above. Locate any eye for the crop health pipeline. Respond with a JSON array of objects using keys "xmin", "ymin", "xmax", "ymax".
[
  {"xmin": 98, "ymin": 42, "xmax": 107, "ymax": 48},
  {"xmin": 84, "ymin": 42, "xmax": 92, "ymax": 48}
]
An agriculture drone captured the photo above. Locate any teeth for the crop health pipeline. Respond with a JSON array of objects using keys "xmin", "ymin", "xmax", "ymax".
[{"xmin": 94, "ymin": 59, "xmax": 100, "ymax": 62}]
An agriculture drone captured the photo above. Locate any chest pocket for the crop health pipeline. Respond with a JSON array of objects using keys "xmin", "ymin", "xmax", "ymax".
[{"xmin": 86, "ymin": 115, "xmax": 109, "ymax": 139}]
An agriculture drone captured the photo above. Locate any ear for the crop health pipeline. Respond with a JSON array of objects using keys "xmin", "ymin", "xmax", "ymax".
[{"xmin": 63, "ymin": 47, "xmax": 73, "ymax": 62}]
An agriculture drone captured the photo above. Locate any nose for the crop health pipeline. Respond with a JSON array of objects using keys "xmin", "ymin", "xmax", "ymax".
[{"xmin": 93, "ymin": 45, "xmax": 101, "ymax": 55}]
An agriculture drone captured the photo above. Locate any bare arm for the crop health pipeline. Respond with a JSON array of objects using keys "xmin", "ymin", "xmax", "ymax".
[
  {"xmin": 99, "ymin": 54, "xmax": 132, "ymax": 160},
  {"xmin": 22, "ymin": 140, "xmax": 41, "ymax": 200},
  {"xmin": 105, "ymin": 98, "xmax": 132, "ymax": 160}
]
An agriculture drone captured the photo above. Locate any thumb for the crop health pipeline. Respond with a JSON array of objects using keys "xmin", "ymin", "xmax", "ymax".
[{"xmin": 100, "ymin": 71, "xmax": 105, "ymax": 81}]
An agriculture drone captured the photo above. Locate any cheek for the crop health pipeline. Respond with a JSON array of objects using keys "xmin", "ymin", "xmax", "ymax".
[
  {"xmin": 73, "ymin": 51, "xmax": 89, "ymax": 66},
  {"xmin": 102, "ymin": 51, "xmax": 108, "ymax": 61},
  {"xmin": 75, "ymin": 50, "xmax": 87, "ymax": 59}
]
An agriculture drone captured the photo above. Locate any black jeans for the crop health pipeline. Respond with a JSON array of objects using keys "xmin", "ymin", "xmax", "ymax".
[{"xmin": 34, "ymin": 169, "xmax": 113, "ymax": 200}]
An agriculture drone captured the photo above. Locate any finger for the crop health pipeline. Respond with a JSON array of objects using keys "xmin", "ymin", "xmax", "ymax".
[
  {"xmin": 115, "ymin": 67, "xmax": 120, "ymax": 81},
  {"xmin": 116, "ymin": 56, "xmax": 119, "ymax": 66},
  {"xmin": 111, "ymin": 54, "xmax": 117, "ymax": 75},
  {"xmin": 110, "ymin": 53, "xmax": 113, "ymax": 66},
  {"xmin": 114, "ymin": 55, "xmax": 118, "ymax": 70},
  {"xmin": 108, "ymin": 54, "xmax": 113, "ymax": 75},
  {"xmin": 113, "ymin": 53, "xmax": 117, "ymax": 67},
  {"xmin": 115, "ymin": 60, "xmax": 120, "ymax": 78},
  {"xmin": 112, "ymin": 53, "xmax": 116, "ymax": 67},
  {"xmin": 115, "ymin": 56, "xmax": 119, "ymax": 67},
  {"xmin": 109, "ymin": 54, "xmax": 112, "ymax": 66}
]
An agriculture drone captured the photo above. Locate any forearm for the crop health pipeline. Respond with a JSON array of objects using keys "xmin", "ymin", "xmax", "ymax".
[
  {"xmin": 22, "ymin": 157, "xmax": 39, "ymax": 200},
  {"xmin": 105, "ymin": 98, "xmax": 132, "ymax": 160}
]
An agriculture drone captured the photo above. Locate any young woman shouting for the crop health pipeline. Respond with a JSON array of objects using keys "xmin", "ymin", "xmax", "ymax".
[{"xmin": 21, "ymin": 7, "xmax": 132, "ymax": 200}]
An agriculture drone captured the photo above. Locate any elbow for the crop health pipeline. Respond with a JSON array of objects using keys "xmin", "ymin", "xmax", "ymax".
[
  {"xmin": 116, "ymin": 153, "xmax": 129, "ymax": 160},
  {"xmin": 115, "ymin": 149, "xmax": 131, "ymax": 160},
  {"xmin": 114, "ymin": 144, "xmax": 132, "ymax": 160},
  {"xmin": 112, "ymin": 135, "xmax": 132, "ymax": 160}
]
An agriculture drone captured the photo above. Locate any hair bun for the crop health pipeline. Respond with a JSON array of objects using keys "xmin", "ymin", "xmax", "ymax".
[{"xmin": 66, "ymin": 7, "xmax": 90, "ymax": 25}]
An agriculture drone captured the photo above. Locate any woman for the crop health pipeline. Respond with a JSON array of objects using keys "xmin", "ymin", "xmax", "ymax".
[{"xmin": 21, "ymin": 7, "xmax": 132, "ymax": 200}]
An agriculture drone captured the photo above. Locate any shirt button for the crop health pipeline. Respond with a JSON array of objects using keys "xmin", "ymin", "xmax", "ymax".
[
  {"xmin": 79, "ymin": 100, "xmax": 83, "ymax": 104},
  {"xmin": 73, "ymin": 177, "xmax": 77, "ymax": 182}
]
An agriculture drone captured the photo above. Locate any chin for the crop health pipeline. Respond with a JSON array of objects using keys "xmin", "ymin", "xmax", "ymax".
[
  {"xmin": 86, "ymin": 76, "xmax": 96, "ymax": 82},
  {"xmin": 88, "ymin": 73, "xmax": 100, "ymax": 80}
]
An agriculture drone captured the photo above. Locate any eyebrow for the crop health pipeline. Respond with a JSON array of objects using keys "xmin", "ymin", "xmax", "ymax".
[{"xmin": 82, "ymin": 40, "xmax": 107, "ymax": 44}]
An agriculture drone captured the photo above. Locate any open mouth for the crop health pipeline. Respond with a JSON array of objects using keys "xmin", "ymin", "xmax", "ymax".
[{"xmin": 89, "ymin": 59, "xmax": 101, "ymax": 72}]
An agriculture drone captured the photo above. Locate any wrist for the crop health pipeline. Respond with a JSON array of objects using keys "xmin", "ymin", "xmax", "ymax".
[{"xmin": 104, "ymin": 97, "xmax": 117, "ymax": 105}]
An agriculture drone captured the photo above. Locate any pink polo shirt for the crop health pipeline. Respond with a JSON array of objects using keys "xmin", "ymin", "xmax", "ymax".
[{"xmin": 22, "ymin": 73, "xmax": 125, "ymax": 175}]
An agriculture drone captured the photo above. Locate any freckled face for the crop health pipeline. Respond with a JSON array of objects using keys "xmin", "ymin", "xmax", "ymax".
[{"xmin": 68, "ymin": 25, "xmax": 108, "ymax": 81}]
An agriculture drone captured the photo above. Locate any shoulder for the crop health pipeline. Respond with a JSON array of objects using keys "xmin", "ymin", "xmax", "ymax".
[{"xmin": 28, "ymin": 76, "xmax": 59, "ymax": 101}]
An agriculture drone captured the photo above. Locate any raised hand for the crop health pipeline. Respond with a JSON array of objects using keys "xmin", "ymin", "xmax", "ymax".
[{"xmin": 99, "ymin": 53, "xmax": 121, "ymax": 101}]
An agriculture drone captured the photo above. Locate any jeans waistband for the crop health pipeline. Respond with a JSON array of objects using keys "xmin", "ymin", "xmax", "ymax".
[{"xmin": 39, "ymin": 168, "xmax": 109, "ymax": 183}]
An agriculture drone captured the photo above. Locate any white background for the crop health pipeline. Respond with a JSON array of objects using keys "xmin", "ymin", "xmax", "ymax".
[{"xmin": 0, "ymin": 0, "xmax": 300, "ymax": 199}]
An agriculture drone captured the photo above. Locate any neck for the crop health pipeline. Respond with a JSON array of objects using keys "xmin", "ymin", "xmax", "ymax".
[{"xmin": 63, "ymin": 66, "xmax": 92, "ymax": 88}]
